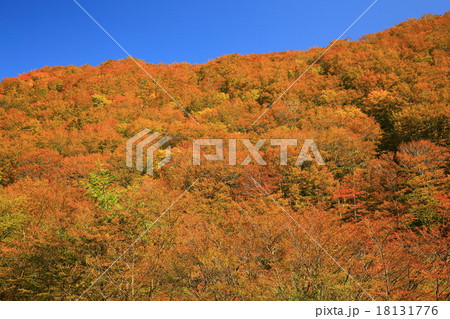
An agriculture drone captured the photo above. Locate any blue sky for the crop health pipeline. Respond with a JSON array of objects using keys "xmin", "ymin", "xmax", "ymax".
[{"xmin": 1, "ymin": 0, "xmax": 448, "ymax": 79}]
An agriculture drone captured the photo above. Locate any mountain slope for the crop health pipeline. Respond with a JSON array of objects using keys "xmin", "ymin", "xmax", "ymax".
[{"xmin": 0, "ymin": 13, "xmax": 448, "ymax": 301}]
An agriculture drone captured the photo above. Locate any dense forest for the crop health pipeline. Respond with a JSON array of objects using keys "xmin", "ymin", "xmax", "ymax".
[{"xmin": 0, "ymin": 13, "xmax": 448, "ymax": 301}]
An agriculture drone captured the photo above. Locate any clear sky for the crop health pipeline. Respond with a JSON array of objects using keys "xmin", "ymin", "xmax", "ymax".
[{"xmin": 1, "ymin": 0, "xmax": 448, "ymax": 80}]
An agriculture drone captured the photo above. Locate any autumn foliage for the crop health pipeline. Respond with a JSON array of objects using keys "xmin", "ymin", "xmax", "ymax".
[{"xmin": 0, "ymin": 13, "xmax": 448, "ymax": 300}]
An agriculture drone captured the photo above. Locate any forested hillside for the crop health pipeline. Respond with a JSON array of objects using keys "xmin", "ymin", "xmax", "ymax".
[{"xmin": 0, "ymin": 13, "xmax": 448, "ymax": 300}]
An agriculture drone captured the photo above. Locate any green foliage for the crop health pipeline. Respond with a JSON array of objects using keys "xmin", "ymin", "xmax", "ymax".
[
  {"xmin": 91, "ymin": 94, "xmax": 110, "ymax": 107},
  {"xmin": 0, "ymin": 194, "xmax": 28, "ymax": 242},
  {"xmin": 82, "ymin": 168, "xmax": 119, "ymax": 211}
]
